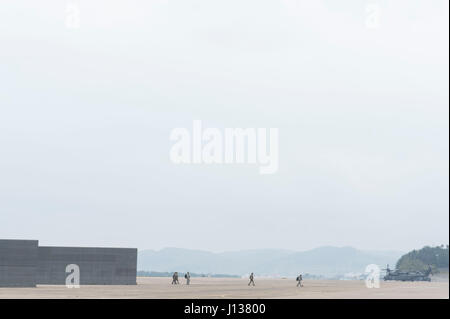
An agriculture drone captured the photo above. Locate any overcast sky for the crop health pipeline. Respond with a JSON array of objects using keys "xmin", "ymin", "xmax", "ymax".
[{"xmin": 0, "ymin": 0, "xmax": 448, "ymax": 252}]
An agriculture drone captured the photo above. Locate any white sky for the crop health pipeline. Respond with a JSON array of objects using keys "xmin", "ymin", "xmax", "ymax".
[{"xmin": 0, "ymin": 0, "xmax": 448, "ymax": 252}]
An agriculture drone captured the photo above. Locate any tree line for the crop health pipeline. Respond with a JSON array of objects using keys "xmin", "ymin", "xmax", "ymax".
[{"xmin": 396, "ymin": 245, "xmax": 449, "ymax": 273}]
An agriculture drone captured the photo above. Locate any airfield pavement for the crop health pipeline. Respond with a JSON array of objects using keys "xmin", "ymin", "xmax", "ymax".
[{"xmin": 0, "ymin": 277, "xmax": 448, "ymax": 299}]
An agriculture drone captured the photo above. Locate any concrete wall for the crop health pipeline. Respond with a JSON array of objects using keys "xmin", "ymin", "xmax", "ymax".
[
  {"xmin": 37, "ymin": 246, "xmax": 137, "ymax": 285},
  {"xmin": 0, "ymin": 239, "xmax": 38, "ymax": 287}
]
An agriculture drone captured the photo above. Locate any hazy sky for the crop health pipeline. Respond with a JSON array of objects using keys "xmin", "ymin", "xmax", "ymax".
[{"xmin": 0, "ymin": 0, "xmax": 448, "ymax": 252}]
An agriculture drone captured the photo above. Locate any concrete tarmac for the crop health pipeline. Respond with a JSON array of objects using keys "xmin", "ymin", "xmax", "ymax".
[{"xmin": 0, "ymin": 277, "xmax": 447, "ymax": 299}]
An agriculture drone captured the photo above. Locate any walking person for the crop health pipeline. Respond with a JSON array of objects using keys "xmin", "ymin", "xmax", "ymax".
[
  {"xmin": 248, "ymin": 272, "xmax": 255, "ymax": 286},
  {"xmin": 185, "ymin": 272, "xmax": 191, "ymax": 285},
  {"xmin": 172, "ymin": 272, "xmax": 178, "ymax": 285},
  {"xmin": 296, "ymin": 274, "xmax": 303, "ymax": 287}
]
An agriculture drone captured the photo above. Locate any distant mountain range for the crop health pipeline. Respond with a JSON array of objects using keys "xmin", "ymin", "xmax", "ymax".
[{"xmin": 138, "ymin": 246, "xmax": 403, "ymax": 277}]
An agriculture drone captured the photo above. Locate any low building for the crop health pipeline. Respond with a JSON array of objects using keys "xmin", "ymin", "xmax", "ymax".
[
  {"xmin": 0, "ymin": 239, "xmax": 137, "ymax": 287},
  {"xmin": 0, "ymin": 239, "xmax": 38, "ymax": 287}
]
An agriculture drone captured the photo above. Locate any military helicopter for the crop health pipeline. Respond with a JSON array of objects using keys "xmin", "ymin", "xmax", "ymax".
[{"xmin": 383, "ymin": 264, "xmax": 432, "ymax": 282}]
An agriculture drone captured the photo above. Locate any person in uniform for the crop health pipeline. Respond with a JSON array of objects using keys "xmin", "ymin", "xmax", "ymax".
[
  {"xmin": 185, "ymin": 272, "xmax": 191, "ymax": 285},
  {"xmin": 296, "ymin": 274, "xmax": 303, "ymax": 287},
  {"xmin": 248, "ymin": 272, "xmax": 255, "ymax": 286},
  {"xmin": 172, "ymin": 272, "xmax": 179, "ymax": 285}
]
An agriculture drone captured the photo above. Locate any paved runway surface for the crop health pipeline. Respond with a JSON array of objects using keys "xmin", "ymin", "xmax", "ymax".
[{"xmin": 0, "ymin": 277, "xmax": 448, "ymax": 299}]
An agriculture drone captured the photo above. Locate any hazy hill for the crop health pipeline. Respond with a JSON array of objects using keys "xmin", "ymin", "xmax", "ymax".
[
  {"xmin": 396, "ymin": 245, "xmax": 449, "ymax": 273},
  {"xmin": 138, "ymin": 246, "xmax": 402, "ymax": 277}
]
